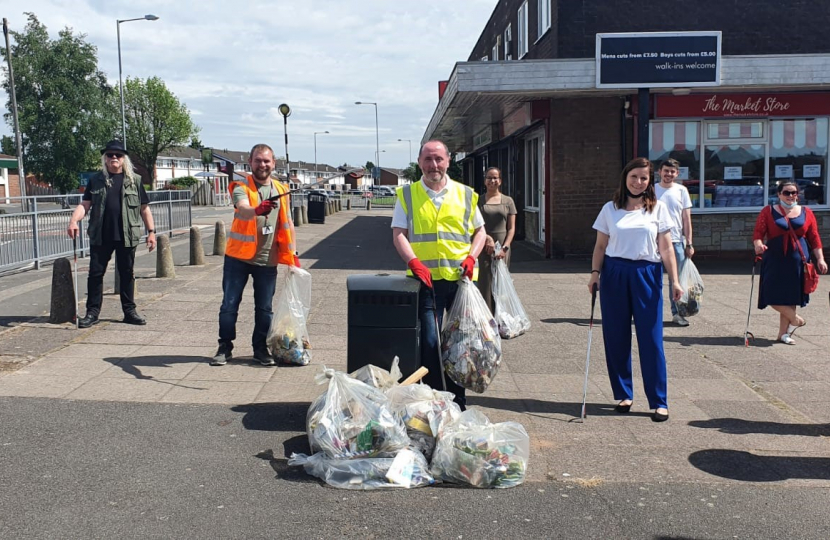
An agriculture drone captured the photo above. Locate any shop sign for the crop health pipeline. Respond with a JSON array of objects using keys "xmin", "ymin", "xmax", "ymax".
[
  {"xmin": 656, "ymin": 92, "xmax": 830, "ymax": 118},
  {"xmin": 775, "ymin": 165, "xmax": 793, "ymax": 179},
  {"xmin": 596, "ymin": 31, "xmax": 721, "ymax": 89},
  {"xmin": 804, "ymin": 165, "xmax": 822, "ymax": 178},
  {"xmin": 724, "ymin": 167, "xmax": 743, "ymax": 180}
]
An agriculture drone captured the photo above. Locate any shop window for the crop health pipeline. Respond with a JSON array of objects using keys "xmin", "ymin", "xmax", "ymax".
[
  {"xmin": 649, "ymin": 121, "xmax": 702, "ymax": 206},
  {"xmin": 524, "ymin": 135, "xmax": 542, "ymax": 209},
  {"xmin": 768, "ymin": 118, "xmax": 828, "ymax": 206},
  {"xmin": 518, "ymin": 1, "xmax": 528, "ymax": 59},
  {"xmin": 504, "ymin": 24, "xmax": 512, "ymax": 60},
  {"xmin": 706, "ymin": 121, "xmax": 764, "ymax": 140},
  {"xmin": 703, "ymin": 144, "xmax": 766, "ymax": 209}
]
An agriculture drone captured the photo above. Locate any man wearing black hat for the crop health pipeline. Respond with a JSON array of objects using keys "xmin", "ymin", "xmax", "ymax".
[{"xmin": 67, "ymin": 140, "xmax": 156, "ymax": 328}]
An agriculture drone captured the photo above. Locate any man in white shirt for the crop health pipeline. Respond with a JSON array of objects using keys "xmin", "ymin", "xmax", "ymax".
[{"xmin": 654, "ymin": 159, "xmax": 694, "ymax": 326}]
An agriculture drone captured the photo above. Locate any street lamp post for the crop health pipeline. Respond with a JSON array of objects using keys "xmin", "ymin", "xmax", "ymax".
[
  {"xmin": 355, "ymin": 101, "xmax": 379, "ymax": 185},
  {"xmin": 278, "ymin": 104, "xmax": 292, "ymax": 184},
  {"xmin": 397, "ymin": 138, "xmax": 412, "ymax": 165},
  {"xmin": 117, "ymin": 14, "xmax": 159, "ymax": 149},
  {"xmin": 314, "ymin": 131, "xmax": 329, "ymax": 185}
]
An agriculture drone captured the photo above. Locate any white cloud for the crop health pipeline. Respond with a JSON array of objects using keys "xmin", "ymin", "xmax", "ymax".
[{"xmin": 0, "ymin": 0, "xmax": 494, "ymax": 168}]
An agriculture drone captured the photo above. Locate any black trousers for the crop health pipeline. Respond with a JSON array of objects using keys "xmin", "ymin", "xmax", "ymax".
[{"xmin": 86, "ymin": 241, "xmax": 137, "ymax": 316}]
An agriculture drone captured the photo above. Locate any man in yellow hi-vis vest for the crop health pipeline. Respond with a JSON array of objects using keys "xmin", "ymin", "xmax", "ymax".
[
  {"xmin": 212, "ymin": 144, "xmax": 299, "ymax": 367},
  {"xmin": 391, "ymin": 140, "xmax": 487, "ymax": 409}
]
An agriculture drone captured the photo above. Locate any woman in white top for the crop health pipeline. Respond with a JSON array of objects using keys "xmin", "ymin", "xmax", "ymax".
[{"xmin": 587, "ymin": 157, "xmax": 683, "ymax": 422}]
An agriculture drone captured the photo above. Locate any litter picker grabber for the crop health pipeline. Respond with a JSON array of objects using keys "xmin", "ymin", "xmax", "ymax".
[
  {"xmin": 72, "ymin": 236, "xmax": 79, "ymax": 330},
  {"xmin": 744, "ymin": 256, "xmax": 762, "ymax": 346},
  {"xmin": 431, "ymin": 286, "xmax": 449, "ymax": 392},
  {"xmin": 579, "ymin": 282, "xmax": 599, "ymax": 421}
]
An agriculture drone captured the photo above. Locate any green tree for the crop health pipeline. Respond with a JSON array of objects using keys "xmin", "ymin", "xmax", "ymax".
[
  {"xmin": 402, "ymin": 162, "xmax": 421, "ymax": 183},
  {"xmin": 122, "ymin": 76, "xmax": 199, "ymax": 183},
  {"xmin": 364, "ymin": 160, "xmax": 375, "ymax": 172},
  {"xmin": 1, "ymin": 135, "xmax": 15, "ymax": 156},
  {"xmin": 448, "ymin": 153, "xmax": 463, "ymax": 181},
  {"xmin": 189, "ymin": 136, "xmax": 203, "ymax": 149},
  {"xmin": 1, "ymin": 13, "xmax": 116, "ymax": 193}
]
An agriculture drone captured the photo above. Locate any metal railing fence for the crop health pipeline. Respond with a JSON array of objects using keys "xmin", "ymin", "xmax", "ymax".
[{"xmin": 0, "ymin": 192, "xmax": 192, "ymax": 274}]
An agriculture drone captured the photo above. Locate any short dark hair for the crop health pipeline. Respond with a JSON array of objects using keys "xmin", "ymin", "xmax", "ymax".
[
  {"xmin": 613, "ymin": 157, "xmax": 656, "ymax": 212},
  {"xmin": 660, "ymin": 158, "xmax": 681, "ymax": 170},
  {"xmin": 418, "ymin": 140, "xmax": 450, "ymax": 159},
  {"xmin": 777, "ymin": 180, "xmax": 798, "ymax": 194},
  {"xmin": 249, "ymin": 144, "xmax": 275, "ymax": 159}
]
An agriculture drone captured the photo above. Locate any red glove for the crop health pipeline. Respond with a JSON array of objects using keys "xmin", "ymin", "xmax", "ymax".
[
  {"xmin": 408, "ymin": 258, "xmax": 432, "ymax": 288},
  {"xmin": 254, "ymin": 199, "xmax": 276, "ymax": 216},
  {"xmin": 460, "ymin": 255, "xmax": 476, "ymax": 280},
  {"xmin": 293, "ymin": 255, "xmax": 301, "ymax": 268}
]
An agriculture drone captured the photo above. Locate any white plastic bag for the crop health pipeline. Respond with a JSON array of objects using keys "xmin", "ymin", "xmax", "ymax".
[
  {"xmin": 491, "ymin": 243, "xmax": 531, "ymax": 339},
  {"xmin": 429, "ymin": 409, "xmax": 529, "ymax": 489},
  {"xmin": 441, "ymin": 277, "xmax": 502, "ymax": 393},
  {"xmin": 306, "ymin": 367, "xmax": 409, "ymax": 459},
  {"xmin": 267, "ymin": 266, "xmax": 312, "ymax": 365},
  {"xmin": 349, "ymin": 357, "xmax": 402, "ymax": 390},
  {"xmin": 676, "ymin": 258, "xmax": 703, "ymax": 317},
  {"xmin": 385, "ymin": 384, "xmax": 462, "ymax": 460},
  {"xmin": 288, "ymin": 448, "xmax": 434, "ymax": 490}
]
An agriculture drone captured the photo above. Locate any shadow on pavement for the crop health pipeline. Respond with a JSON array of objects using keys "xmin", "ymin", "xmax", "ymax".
[
  {"xmin": 255, "ymin": 444, "xmax": 318, "ymax": 484},
  {"xmin": 302, "ymin": 215, "xmax": 402, "ymax": 271},
  {"xmin": 103, "ymin": 355, "xmax": 207, "ymax": 390},
  {"xmin": 688, "ymin": 418, "xmax": 830, "ymax": 437},
  {"xmin": 467, "ymin": 396, "xmax": 642, "ymax": 420},
  {"xmin": 231, "ymin": 401, "xmax": 311, "ymax": 432},
  {"xmin": 688, "ymin": 449, "xmax": 830, "ymax": 481},
  {"xmin": 0, "ymin": 315, "xmax": 43, "ymax": 328},
  {"xmin": 540, "ymin": 317, "xmax": 598, "ymax": 327},
  {"xmin": 663, "ymin": 335, "xmax": 776, "ymax": 348}
]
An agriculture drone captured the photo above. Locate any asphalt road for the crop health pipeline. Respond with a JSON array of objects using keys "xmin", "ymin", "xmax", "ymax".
[{"xmin": 2, "ymin": 397, "xmax": 828, "ymax": 540}]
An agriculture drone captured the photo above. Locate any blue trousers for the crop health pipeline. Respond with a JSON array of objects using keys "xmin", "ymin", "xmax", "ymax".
[
  {"xmin": 218, "ymin": 255, "xmax": 278, "ymax": 352},
  {"xmin": 418, "ymin": 279, "xmax": 467, "ymax": 409},
  {"xmin": 600, "ymin": 257, "xmax": 668, "ymax": 410}
]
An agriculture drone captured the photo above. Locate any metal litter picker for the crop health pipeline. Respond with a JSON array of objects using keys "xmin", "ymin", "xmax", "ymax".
[
  {"xmin": 744, "ymin": 256, "xmax": 761, "ymax": 346},
  {"xmin": 579, "ymin": 283, "xmax": 599, "ymax": 421},
  {"xmin": 72, "ymin": 236, "xmax": 79, "ymax": 329}
]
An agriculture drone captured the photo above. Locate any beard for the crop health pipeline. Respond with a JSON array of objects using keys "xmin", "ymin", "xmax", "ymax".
[{"xmin": 252, "ymin": 168, "xmax": 271, "ymax": 182}]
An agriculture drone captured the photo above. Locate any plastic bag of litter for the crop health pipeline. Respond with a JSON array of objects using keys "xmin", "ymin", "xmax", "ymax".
[
  {"xmin": 430, "ymin": 409, "xmax": 529, "ymax": 489},
  {"xmin": 306, "ymin": 367, "xmax": 409, "ymax": 459},
  {"xmin": 441, "ymin": 277, "xmax": 502, "ymax": 393},
  {"xmin": 676, "ymin": 258, "xmax": 704, "ymax": 318},
  {"xmin": 267, "ymin": 266, "xmax": 313, "ymax": 365},
  {"xmin": 349, "ymin": 357, "xmax": 402, "ymax": 390},
  {"xmin": 288, "ymin": 447, "xmax": 434, "ymax": 490},
  {"xmin": 491, "ymin": 243, "xmax": 531, "ymax": 339},
  {"xmin": 385, "ymin": 384, "xmax": 462, "ymax": 460}
]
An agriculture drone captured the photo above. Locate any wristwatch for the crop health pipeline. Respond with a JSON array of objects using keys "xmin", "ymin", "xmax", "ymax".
[
  {"xmin": 502, "ymin": 246, "xmax": 509, "ymax": 252},
  {"xmin": 147, "ymin": 229, "xmax": 155, "ymax": 234}
]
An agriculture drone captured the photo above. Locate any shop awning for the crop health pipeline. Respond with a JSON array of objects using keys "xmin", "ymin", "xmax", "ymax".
[{"xmin": 424, "ymin": 54, "xmax": 830, "ymax": 153}]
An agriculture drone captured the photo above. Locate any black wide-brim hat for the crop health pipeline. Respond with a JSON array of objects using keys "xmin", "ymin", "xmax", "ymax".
[{"xmin": 101, "ymin": 140, "xmax": 129, "ymax": 156}]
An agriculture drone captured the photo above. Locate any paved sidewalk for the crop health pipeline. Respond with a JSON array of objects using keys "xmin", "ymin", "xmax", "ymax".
[{"xmin": 1, "ymin": 208, "xmax": 828, "ymax": 487}]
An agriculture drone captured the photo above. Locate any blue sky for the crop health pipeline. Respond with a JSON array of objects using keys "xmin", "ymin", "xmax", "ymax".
[{"xmin": 0, "ymin": 0, "xmax": 494, "ymax": 169}]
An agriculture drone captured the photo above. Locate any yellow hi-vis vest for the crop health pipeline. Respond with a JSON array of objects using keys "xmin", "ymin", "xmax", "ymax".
[
  {"xmin": 225, "ymin": 176, "xmax": 295, "ymax": 264},
  {"xmin": 397, "ymin": 179, "xmax": 479, "ymax": 281}
]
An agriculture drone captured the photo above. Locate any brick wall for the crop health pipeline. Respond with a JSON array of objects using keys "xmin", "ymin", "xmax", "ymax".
[
  {"xmin": 468, "ymin": 0, "xmax": 558, "ymax": 62},
  {"xmin": 548, "ymin": 96, "xmax": 626, "ymax": 256},
  {"xmin": 693, "ymin": 211, "xmax": 830, "ymax": 255},
  {"xmin": 557, "ymin": 0, "xmax": 830, "ymax": 58}
]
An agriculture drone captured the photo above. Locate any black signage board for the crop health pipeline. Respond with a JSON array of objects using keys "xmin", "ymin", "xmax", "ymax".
[{"xmin": 596, "ymin": 32, "xmax": 721, "ymax": 89}]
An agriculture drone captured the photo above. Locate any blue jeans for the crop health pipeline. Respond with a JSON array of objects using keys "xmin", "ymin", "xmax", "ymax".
[
  {"xmin": 218, "ymin": 255, "xmax": 278, "ymax": 351},
  {"xmin": 666, "ymin": 241, "xmax": 686, "ymax": 316},
  {"xmin": 418, "ymin": 279, "xmax": 467, "ymax": 409}
]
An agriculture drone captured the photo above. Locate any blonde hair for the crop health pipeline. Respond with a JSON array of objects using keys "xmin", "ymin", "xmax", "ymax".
[{"xmin": 100, "ymin": 153, "xmax": 136, "ymax": 188}]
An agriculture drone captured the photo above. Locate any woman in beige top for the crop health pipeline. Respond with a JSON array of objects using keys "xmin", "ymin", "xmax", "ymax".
[{"xmin": 476, "ymin": 167, "xmax": 517, "ymax": 312}]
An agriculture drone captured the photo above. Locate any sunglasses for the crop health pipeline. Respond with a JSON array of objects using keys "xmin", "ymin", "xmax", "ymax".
[
  {"xmin": 781, "ymin": 190, "xmax": 799, "ymax": 196},
  {"xmin": 106, "ymin": 153, "xmax": 125, "ymax": 159}
]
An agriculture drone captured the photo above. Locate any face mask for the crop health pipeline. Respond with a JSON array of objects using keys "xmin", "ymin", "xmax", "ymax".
[{"xmin": 779, "ymin": 199, "xmax": 796, "ymax": 209}]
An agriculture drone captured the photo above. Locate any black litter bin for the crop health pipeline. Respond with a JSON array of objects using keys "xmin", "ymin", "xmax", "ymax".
[
  {"xmin": 347, "ymin": 274, "xmax": 421, "ymax": 379},
  {"xmin": 307, "ymin": 192, "xmax": 327, "ymax": 224}
]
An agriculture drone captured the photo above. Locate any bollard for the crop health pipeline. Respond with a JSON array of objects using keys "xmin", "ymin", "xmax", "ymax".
[
  {"xmin": 324, "ymin": 201, "xmax": 330, "ymax": 217},
  {"xmin": 293, "ymin": 205, "xmax": 302, "ymax": 227},
  {"xmin": 213, "ymin": 221, "xmax": 226, "ymax": 256},
  {"xmin": 49, "ymin": 257, "xmax": 76, "ymax": 324},
  {"xmin": 156, "ymin": 234, "xmax": 176, "ymax": 278},
  {"xmin": 366, "ymin": 199, "xmax": 372, "ymax": 211},
  {"xmin": 337, "ymin": 199, "xmax": 342, "ymax": 212},
  {"xmin": 301, "ymin": 204, "xmax": 308, "ymax": 225},
  {"xmin": 346, "ymin": 198, "xmax": 351, "ymax": 210},
  {"xmin": 190, "ymin": 226, "xmax": 206, "ymax": 265}
]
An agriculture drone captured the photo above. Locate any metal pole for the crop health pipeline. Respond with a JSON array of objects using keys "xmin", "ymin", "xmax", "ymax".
[
  {"xmin": 314, "ymin": 133, "xmax": 318, "ymax": 184},
  {"xmin": 117, "ymin": 20, "xmax": 126, "ymax": 147},
  {"xmin": 3, "ymin": 18, "xmax": 27, "ymax": 211},
  {"xmin": 373, "ymin": 103, "xmax": 380, "ymax": 186},
  {"xmin": 283, "ymin": 116, "xmax": 290, "ymax": 184},
  {"xmin": 32, "ymin": 196, "xmax": 40, "ymax": 269}
]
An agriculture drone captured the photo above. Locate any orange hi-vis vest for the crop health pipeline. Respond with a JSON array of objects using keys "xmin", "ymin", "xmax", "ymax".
[{"xmin": 225, "ymin": 176, "xmax": 295, "ymax": 264}]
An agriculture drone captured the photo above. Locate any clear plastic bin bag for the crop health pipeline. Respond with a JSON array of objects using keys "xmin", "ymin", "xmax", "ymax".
[
  {"xmin": 676, "ymin": 258, "xmax": 704, "ymax": 318},
  {"xmin": 349, "ymin": 356, "xmax": 402, "ymax": 390},
  {"xmin": 441, "ymin": 277, "xmax": 503, "ymax": 393},
  {"xmin": 267, "ymin": 266, "xmax": 313, "ymax": 365},
  {"xmin": 306, "ymin": 367, "xmax": 409, "ymax": 459},
  {"xmin": 288, "ymin": 447, "xmax": 434, "ymax": 490},
  {"xmin": 491, "ymin": 243, "xmax": 531, "ymax": 339},
  {"xmin": 385, "ymin": 384, "xmax": 462, "ymax": 460},
  {"xmin": 429, "ymin": 409, "xmax": 529, "ymax": 489}
]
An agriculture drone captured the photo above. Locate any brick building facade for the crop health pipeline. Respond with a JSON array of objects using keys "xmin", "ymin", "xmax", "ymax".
[{"xmin": 428, "ymin": 0, "xmax": 830, "ymax": 257}]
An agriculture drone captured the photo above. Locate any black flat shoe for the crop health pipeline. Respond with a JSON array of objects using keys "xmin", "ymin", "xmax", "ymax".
[
  {"xmin": 652, "ymin": 410, "xmax": 669, "ymax": 422},
  {"xmin": 78, "ymin": 314, "xmax": 99, "ymax": 329},
  {"xmin": 614, "ymin": 402, "xmax": 632, "ymax": 414},
  {"xmin": 123, "ymin": 311, "xmax": 146, "ymax": 325}
]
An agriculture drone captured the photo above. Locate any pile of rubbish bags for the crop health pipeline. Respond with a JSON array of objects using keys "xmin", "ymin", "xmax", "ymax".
[{"xmin": 290, "ymin": 363, "xmax": 529, "ymax": 490}]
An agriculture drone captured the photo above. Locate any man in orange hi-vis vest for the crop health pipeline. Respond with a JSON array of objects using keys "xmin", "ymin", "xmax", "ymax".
[{"xmin": 212, "ymin": 144, "xmax": 299, "ymax": 367}]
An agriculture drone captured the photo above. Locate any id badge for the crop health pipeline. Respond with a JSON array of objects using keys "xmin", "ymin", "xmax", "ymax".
[{"xmin": 262, "ymin": 225, "xmax": 274, "ymax": 235}]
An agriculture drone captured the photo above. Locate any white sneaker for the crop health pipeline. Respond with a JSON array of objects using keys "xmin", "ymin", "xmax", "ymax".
[
  {"xmin": 779, "ymin": 333, "xmax": 796, "ymax": 345},
  {"xmin": 672, "ymin": 314, "xmax": 689, "ymax": 327}
]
